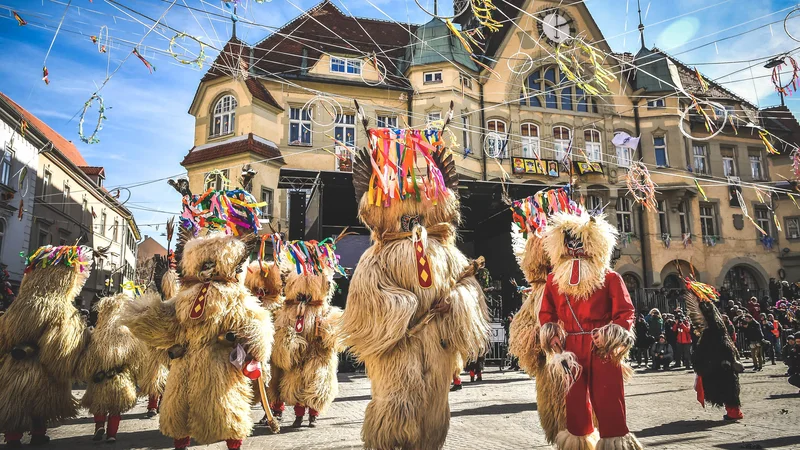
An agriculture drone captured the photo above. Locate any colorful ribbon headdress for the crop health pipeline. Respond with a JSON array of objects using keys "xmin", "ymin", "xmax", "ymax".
[
  {"xmin": 25, "ymin": 245, "xmax": 92, "ymax": 273},
  {"xmin": 271, "ymin": 232, "xmax": 347, "ymax": 277},
  {"xmin": 180, "ymin": 188, "xmax": 265, "ymax": 236}
]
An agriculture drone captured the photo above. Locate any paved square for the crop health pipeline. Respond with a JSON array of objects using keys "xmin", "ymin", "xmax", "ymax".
[{"xmin": 38, "ymin": 363, "xmax": 800, "ymax": 449}]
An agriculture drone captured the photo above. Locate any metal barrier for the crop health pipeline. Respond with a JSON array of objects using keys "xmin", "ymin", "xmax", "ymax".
[{"xmin": 631, "ymin": 289, "xmax": 686, "ymax": 315}]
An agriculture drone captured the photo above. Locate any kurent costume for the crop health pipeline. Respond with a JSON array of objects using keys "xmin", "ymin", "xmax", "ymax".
[
  {"xmin": 80, "ymin": 293, "xmax": 143, "ymax": 443},
  {"xmin": 125, "ymin": 186, "xmax": 274, "ymax": 450},
  {"xmin": 507, "ymin": 191, "xmax": 571, "ymax": 444},
  {"xmin": 342, "ymin": 125, "xmax": 490, "ymax": 450},
  {"xmin": 538, "ymin": 212, "xmax": 642, "ymax": 450},
  {"xmin": 685, "ymin": 280, "xmax": 744, "ymax": 420},
  {"xmin": 0, "ymin": 246, "xmax": 93, "ymax": 447},
  {"xmin": 269, "ymin": 235, "xmax": 345, "ymax": 428}
]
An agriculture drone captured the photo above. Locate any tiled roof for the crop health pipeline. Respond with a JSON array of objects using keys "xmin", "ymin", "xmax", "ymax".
[
  {"xmin": 79, "ymin": 166, "xmax": 105, "ymax": 176},
  {"xmin": 181, "ymin": 133, "xmax": 286, "ymax": 167},
  {"xmin": 245, "ymin": 78, "xmax": 283, "ymax": 110},
  {"xmin": 760, "ymin": 105, "xmax": 800, "ymax": 153},
  {"xmin": 205, "ymin": 1, "xmax": 417, "ymax": 88},
  {"xmin": 0, "ymin": 91, "xmax": 88, "ymax": 166}
]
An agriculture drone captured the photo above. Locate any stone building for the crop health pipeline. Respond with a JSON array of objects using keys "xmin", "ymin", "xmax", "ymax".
[
  {"xmin": 180, "ymin": 0, "xmax": 800, "ymax": 311},
  {"xmin": 0, "ymin": 92, "xmax": 141, "ymax": 307}
]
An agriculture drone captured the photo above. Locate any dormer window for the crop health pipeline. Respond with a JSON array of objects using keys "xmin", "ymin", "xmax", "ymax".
[
  {"xmin": 211, "ymin": 95, "xmax": 237, "ymax": 137},
  {"xmin": 424, "ymin": 71, "xmax": 443, "ymax": 84},
  {"xmin": 330, "ymin": 57, "xmax": 361, "ymax": 75}
]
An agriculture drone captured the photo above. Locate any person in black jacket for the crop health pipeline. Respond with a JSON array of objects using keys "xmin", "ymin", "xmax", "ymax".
[
  {"xmin": 760, "ymin": 313, "xmax": 776, "ymax": 365},
  {"xmin": 786, "ymin": 333, "xmax": 800, "ymax": 391},
  {"xmin": 634, "ymin": 314, "xmax": 653, "ymax": 367},
  {"xmin": 744, "ymin": 314, "xmax": 765, "ymax": 371},
  {"xmin": 650, "ymin": 335, "xmax": 674, "ymax": 371}
]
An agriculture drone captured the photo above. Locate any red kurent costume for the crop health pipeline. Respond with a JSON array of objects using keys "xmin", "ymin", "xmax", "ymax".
[{"xmin": 539, "ymin": 271, "xmax": 635, "ymax": 438}]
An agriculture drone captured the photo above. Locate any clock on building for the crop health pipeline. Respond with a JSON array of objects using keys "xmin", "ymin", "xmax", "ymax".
[{"xmin": 536, "ymin": 8, "xmax": 576, "ymax": 46}]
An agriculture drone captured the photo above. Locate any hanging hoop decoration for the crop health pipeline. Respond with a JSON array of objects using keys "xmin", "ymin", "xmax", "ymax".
[
  {"xmin": 360, "ymin": 54, "xmax": 387, "ymax": 87},
  {"xmin": 784, "ymin": 6, "xmax": 800, "ymax": 42},
  {"xmin": 625, "ymin": 162, "xmax": 657, "ymax": 211},
  {"xmin": 78, "ymin": 94, "xmax": 107, "ymax": 145},
  {"xmin": 91, "ymin": 25, "xmax": 109, "ymax": 53},
  {"xmin": 771, "ymin": 56, "xmax": 799, "ymax": 96},
  {"xmin": 483, "ymin": 132, "xmax": 507, "ymax": 159},
  {"xmin": 414, "ymin": 0, "xmax": 472, "ymax": 20},
  {"xmin": 507, "ymin": 51, "xmax": 533, "ymax": 75},
  {"xmin": 555, "ymin": 37, "xmax": 616, "ymax": 96},
  {"xmin": 301, "ymin": 95, "xmax": 343, "ymax": 129},
  {"xmin": 169, "ymin": 32, "xmax": 208, "ymax": 69},
  {"xmin": 108, "ymin": 187, "xmax": 132, "ymax": 205},
  {"xmin": 677, "ymin": 95, "xmax": 727, "ymax": 141}
]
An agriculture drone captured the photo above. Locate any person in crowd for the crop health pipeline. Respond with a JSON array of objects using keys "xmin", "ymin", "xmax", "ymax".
[
  {"xmin": 674, "ymin": 316, "xmax": 693, "ymax": 369},
  {"xmin": 744, "ymin": 314, "xmax": 765, "ymax": 371},
  {"xmin": 650, "ymin": 335, "xmax": 673, "ymax": 371},
  {"xmin": 783, "ymin": 334, "xmax": 796, "ymax": 370},
  {"xmin": 726, "ymin": 300, "xmax": 736, "ymax": 319},
  {"xmin": 769, "ymin": 313, "xmax": 783, "ymax": 360},
  {"xmin": 787, "ymin": 333, "xmax": 800, "ymax": 392},
  {"xmin": 634, "ymin": 314, "xmax": 653, "ymax": 367},
  {"xmin": 747, "ymin": 297, "xmax": 761, "ymax": 318},
  {"xmin": 647, "ymin": 308, "xmax": 664, "ymax": 341},
  {"xmin": 760, "ymin": 295, "xmax": 772, "ymax": 317},
  {"xmin": 722, "ymin": 314, "xmax": 736, "ymax": 342},
  {"xmin": 760, "ymin": 314, "xmax": 777, "ymax": 366},
  {"xmin": 663, "ymin": 314, "xmax": 677, "ymax": 360}
]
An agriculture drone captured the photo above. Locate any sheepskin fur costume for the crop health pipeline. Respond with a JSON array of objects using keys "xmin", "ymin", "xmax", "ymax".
[
  {"xmin": 271, "ymin": 258, "xmax": 342, "ymax": 415},
  {"xmin": 137, "ymin": 266, "xmax": 177, "ymax": 401},
  {"xmin": 342, "ymin": 147, "xmax": 490, "ymax": 450},
  {"xmin": 80, "ymin": 293, "xmax": 142, "ymax": 416},
  {"xmin": 125, "ymin": 233, "xmax": 274, "ymax": 445},
  {"xmin": 245, "ymin": 260, "xmax": 284, "ymax": 314},
  {"xmin": 0, "ymin": 246, "xmax": 92, "ymax": 432},
  {"xmin": 507, "ymin": 229, "xmax": 566, "ymax": 444}
]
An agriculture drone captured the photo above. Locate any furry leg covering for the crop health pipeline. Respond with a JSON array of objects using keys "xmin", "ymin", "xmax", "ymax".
[
  {"xmin": 547, "ymin": 351, "xmax": 582, "ymax": 393},
  {"xmin": 534, "ymin": 358, "xmax": 567, "ymax": 444},
  {"xmin": 596, "ymin": 433, "xmax": 644, "ymax": 450},
  {"xmin": 555, "ymin": 429, "xmax": 600, "ymax": 450}
]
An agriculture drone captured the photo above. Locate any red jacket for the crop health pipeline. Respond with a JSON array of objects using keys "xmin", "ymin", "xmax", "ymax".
[
  {"xmin": 673, "ymin": 322, "xmax": 692, "ymax": 344},
  {"xmin": 539, "ymin": 271, "xmax": 635, "ymax": 333}
]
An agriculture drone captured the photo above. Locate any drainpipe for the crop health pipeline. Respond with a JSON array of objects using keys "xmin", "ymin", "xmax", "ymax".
[
  {"xmin": 479, "ymin": 80, "xmax": 487, "ymax": 181},
  {"xmin": 406, "ymin": 89, "xmax": 413, "ymax": 127},
  {"xmin": 634, "ymin": 99, "xmax": 650, "ymax": 287}
]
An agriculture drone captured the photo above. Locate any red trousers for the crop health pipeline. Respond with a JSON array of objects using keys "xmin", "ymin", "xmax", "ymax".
[
  {"xmin": 453, "ymin": 375, "xmax": 462, "ymax": 386},
  {"xmin": 293, "ymin": 404, "xmax": 319, "ymax": 417},
  {"xmin": 565, "ymin": 334, "xmax": 629, "ymax": 439},
  {"xmin": 4, "ymin": 418, "xmax": 46, "ymax": 442},
  {"xmin": 147, "ymin": 395, "xmax": 160, "ymax": 410},
  {"xmin": 94, "ymin": 414, "xmax": 121, "ymax": 437}
]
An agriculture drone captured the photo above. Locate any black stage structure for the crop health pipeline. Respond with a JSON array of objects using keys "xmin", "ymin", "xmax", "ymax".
[{"xmin": 278, "ymin": 168, "xmax": 548, "ymax": 318}]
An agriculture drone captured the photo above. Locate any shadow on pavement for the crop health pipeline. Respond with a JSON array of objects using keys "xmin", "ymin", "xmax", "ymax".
[
  {"xmin": 635, "ymin": 420, "xmax": 734, "ymax": 438},
  {"xmin": 48, "ymin": 428, "xmax": 170, "ymax": 449},
  {"xmin": 713, "ymin": 435, "xmax": 800, "ymax": 449},
  {"xmin": 333, "ymin": 394, "xmax": 372, "ymax": 403},
  {"xmin": 627, "ymin": 388, "xmax": 689, "ymax": 397},
  {"xmin": 463, "ymin": 377, "xmax": 530, "ymax": 386},
  {"xmin": 451, "ymin": 402, "xmax": 535, "ymax": 417},
  {"xmin": 766, "ymin": 392, "xmax": 800, "ymax": 400}
]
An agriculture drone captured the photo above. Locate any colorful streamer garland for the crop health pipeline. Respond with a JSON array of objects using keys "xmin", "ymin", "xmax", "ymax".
[
  {"xmin": 132, "ymin": 48, "xmax": 156, "ymax": 74},
  {"xmin": 180, "ymin": 189, "xmax": 265, "ymax": 236},
  {"xmin": 25, "ymin": 245, "xmax": 91, "ymax": 274},
  {"xmin": 365, "ymin": 127, "xmax": 450, "ymax": 208},
  {"xmin": 78, "ymin": 94, "xmax": 107, "ymax": 144},
  {"xmin": 510, "ymin": 185, "xmax": 581, "ymax": 238},
  {"xmin": 271, "ymin": 233, "xmax": 346, "ymax": 277}
]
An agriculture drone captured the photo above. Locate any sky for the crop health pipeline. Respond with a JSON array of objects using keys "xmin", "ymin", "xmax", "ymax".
[{"xmin": 1, "ymin": 0, "xmax": 800, "ymax": 245}]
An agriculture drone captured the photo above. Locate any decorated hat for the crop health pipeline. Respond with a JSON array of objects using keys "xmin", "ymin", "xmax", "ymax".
[
  {"xmin": 24, "ymin": 245, "xmax": 92, "ymax": 274},
  {"xmin": 180, "ymin": 188, "xmax": 264, "ymax": 236},
  {"xmin": 271, "ymin": 233, "xmax": 346, "ymax": 277},
  {"xmin": 510, "ymin": 185, "xmax": 582, "ymax": 238}
]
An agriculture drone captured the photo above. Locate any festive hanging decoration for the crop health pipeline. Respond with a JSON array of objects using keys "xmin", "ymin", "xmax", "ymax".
[
  {"xmin": 694, "ymin": 67, "xmax": 709, "ymax": 93},
  {"xmin": 78, "ymin": 94, "xmax": 107, "ymax": 144},
  {"xmin": 555, "ymin": 38, "xmax": 616, "ymax": 96},
  {"xmin": 363, "ymin": 127, "xmax": 450, "ymax": 208},
  {"xmin": 625, "ymin": 162, "xmax": 657, "ymax": 211},
  {"xmin": 24, "ymin": 245, "xmax": 91, "ymax": 273},
  {"xmin": 19, "ymin": 119, "xmax": 27, "ymax": 138},
  {"xmin": 0, "ymin": 264, "xmax": 15, "ymax": 309},
  {"xmin": 662, "ymin": 233, "xmax": 671, "ymax": 248},
  {"xmin": 792, "ymin": 151, "xmax": 800, "ymax": 179},
  {"xmin": 678, "ymin": 94, "xmax": 727, "ymax": 141},
  {"xmin": 772, "ymin": 56, "xmax": 799, "ymax": 96},
  {"xmin": 471, "ymin": 0, "xmax": 503, "ymax": 32},
  {"xmin": 17, "ymin": 199, "xmax": 23, "ymax": 221},
  {"xmin": 736, "ymin": 190, "xmax": 767, "ymax": 236},
  {"xmin": 789, "ymin": 192, "xmax": 800, "ymax": 209},
  {"xmin": 271, "ymin": 233, "xmax": 346, "ymax": 277},
  {"xmin": 132, "ymin": 48, "xmax": 156, "ymax": 74},
  {"xmin": 180, "ymin": 189, "xmax": 265, "ymax": 236},
  {"xmin": 758, "ymin": 129, "xmax": 780, "ymax": 155},
  {"xmin": 509, "ymin": 185, "xmax": 581, "ymax": 238},
  {"xmin": 761, "ymin": 235, "xmax": 775, "ymax": 250},
  {"xmin": 42, "ymin": 66, "xmax": 49, "ymax": 85},
  {"xmin": 682, "ymin": 233, "xmax": 692, "ymax": 248},
  {"xmin": 445, "ymin": 19, "xmax": 501, "ymax": 79},
  {"xmin": 694, "ymin": 178, "xmax": 708, "ymax": 201},
  {"xmin": 168, "ymin": 32, "xmax": 207, "ymax": 68},
  {"xmin": 90, "ymin": 25, "xmax": 108, "ymax": 53},
  {"xmin": 122, "ymin": 281, "xmax": 145, "ymax": 297},
  {"xmin": 13, "ymin": 11, "xmax": 26, "ymax": 26}
]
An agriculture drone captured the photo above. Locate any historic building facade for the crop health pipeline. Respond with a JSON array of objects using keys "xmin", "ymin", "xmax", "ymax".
[{"xmin": 180, "ymin": 0, "xmax": 800, "ymax": 307}]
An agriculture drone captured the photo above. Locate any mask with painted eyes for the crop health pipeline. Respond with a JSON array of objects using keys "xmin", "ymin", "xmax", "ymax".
[{"xmin": 564, "ymin": 230, "xmax": 586, "ymax": 258}]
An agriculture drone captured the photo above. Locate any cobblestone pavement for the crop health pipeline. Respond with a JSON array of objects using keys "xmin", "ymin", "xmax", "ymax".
[{"xmin": 29, "ymin": 362, "xmax": 800, "ymax": 449}]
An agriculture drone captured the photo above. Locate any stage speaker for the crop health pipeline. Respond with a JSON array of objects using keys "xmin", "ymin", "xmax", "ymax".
[{"xmin": 288, "ymin": 190, "xmax": 306, "ymax": 239}]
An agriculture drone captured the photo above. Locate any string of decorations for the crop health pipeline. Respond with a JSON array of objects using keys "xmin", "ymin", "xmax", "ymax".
[
  {"xmin": 90, "ymin": 26, "xmax": 109, "ymax": 53},
  {"xmin": 24, "ymin": 245, "xmax": 91, "ymax": 274},
  {"xmin": 78, "ymin": 94, "xmax": 107, "ymax": 145},
  {"xmin": 132, "ymin": 48, "xmax": 156, "ymax": 74},
  {"xmin": 771, "ymin": 55, "xmax": 799, "ymax": 96},
  {"xmin": 180, "ymin": 189, "xmax": 265, "ymax": 236},
  {"xmin": 555, "ymin": 37, "xmax": 616, "ymax": 96},
  {"xmin": 470, "ymin": 0, "xmax": 503, "ymax": 32},
  {"xmin": 365, "ymin": 127, "xmax": 449, "ymax": 207},
  {"xmin": 736, "ymin": 190, "xmax": 767, "ymax": 236},
  {"xmin": 271, "ymin": 233, "xmax": 346, "ymax": 277},
  {"xmin": 625, "ymin": 162, "xmax": 658, "ymax": 211},
  {"xmin": 168, "ymin": 32, "xmax": 207, "ymax": 68},
  {"xmin": 677, "ymin": 94, "xmax": 727, "ymax": 141},
  {"xmin": 510, "ymin": 185, "xmax": 580, "ymax": 238}
]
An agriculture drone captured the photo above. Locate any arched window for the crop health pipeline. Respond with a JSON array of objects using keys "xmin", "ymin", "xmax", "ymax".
[
  {"xmin": 586, "ymin": 194, "xmax": 602, "ymax": 212},
  {"xmin": 622, "ymin": 273, "xmax": 641, "ymax": 297},
  {"xmin": 486, "ymin": 119, "xmax": 508, "ymax": 158},
  {"xmin": 520, "ymin": 65, "xmax": 599, "ymax": 113},
  {"xmin": 584, "ymin": 129, "xmax": 602, "ymax": 162},
  {"xmin": 211, "ymin": 95, "xmax": 238, "ymax": 137},
  {"xmin": 520, "ymin": 123, "xmax": 539, "ymax": 158},
  {"xmin": 553, "ymin": 126, "xmax": 571, "ymax": 160}
]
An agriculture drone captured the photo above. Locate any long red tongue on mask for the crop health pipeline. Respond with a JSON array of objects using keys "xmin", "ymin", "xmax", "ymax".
[{"xmin": 569, "ymin": 259, "xmax": 580, "ymax": 285}]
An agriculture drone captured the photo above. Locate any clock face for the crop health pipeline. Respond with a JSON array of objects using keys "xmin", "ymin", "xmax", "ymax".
[{"xmin": 537, "ymin": 9, "xmax": 575, "ymax": 46}]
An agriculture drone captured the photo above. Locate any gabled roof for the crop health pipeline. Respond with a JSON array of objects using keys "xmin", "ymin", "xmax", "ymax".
[
  {"xmin": 181, "ymin": 133, "xmax": 285, "ymax": 167},
  {"xmin": 80, "ymin": 166, "xmax": 105, "ymax": 177},
  {"xmin": 0, "ymin": 91, "xmax": 88, "ymax": 166},
  {"xmin": 405, "ymin": 18, "xmax": 478, "ymax": 72},
  {"xmin": 760, "ymin": 105, "xmax": 800, "ymax": 153}
]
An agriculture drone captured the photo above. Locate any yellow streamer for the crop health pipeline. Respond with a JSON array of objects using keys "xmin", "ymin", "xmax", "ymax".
[{"xmin": 694, "ymin": 178, "xmax": 707, "ymax": 201}]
